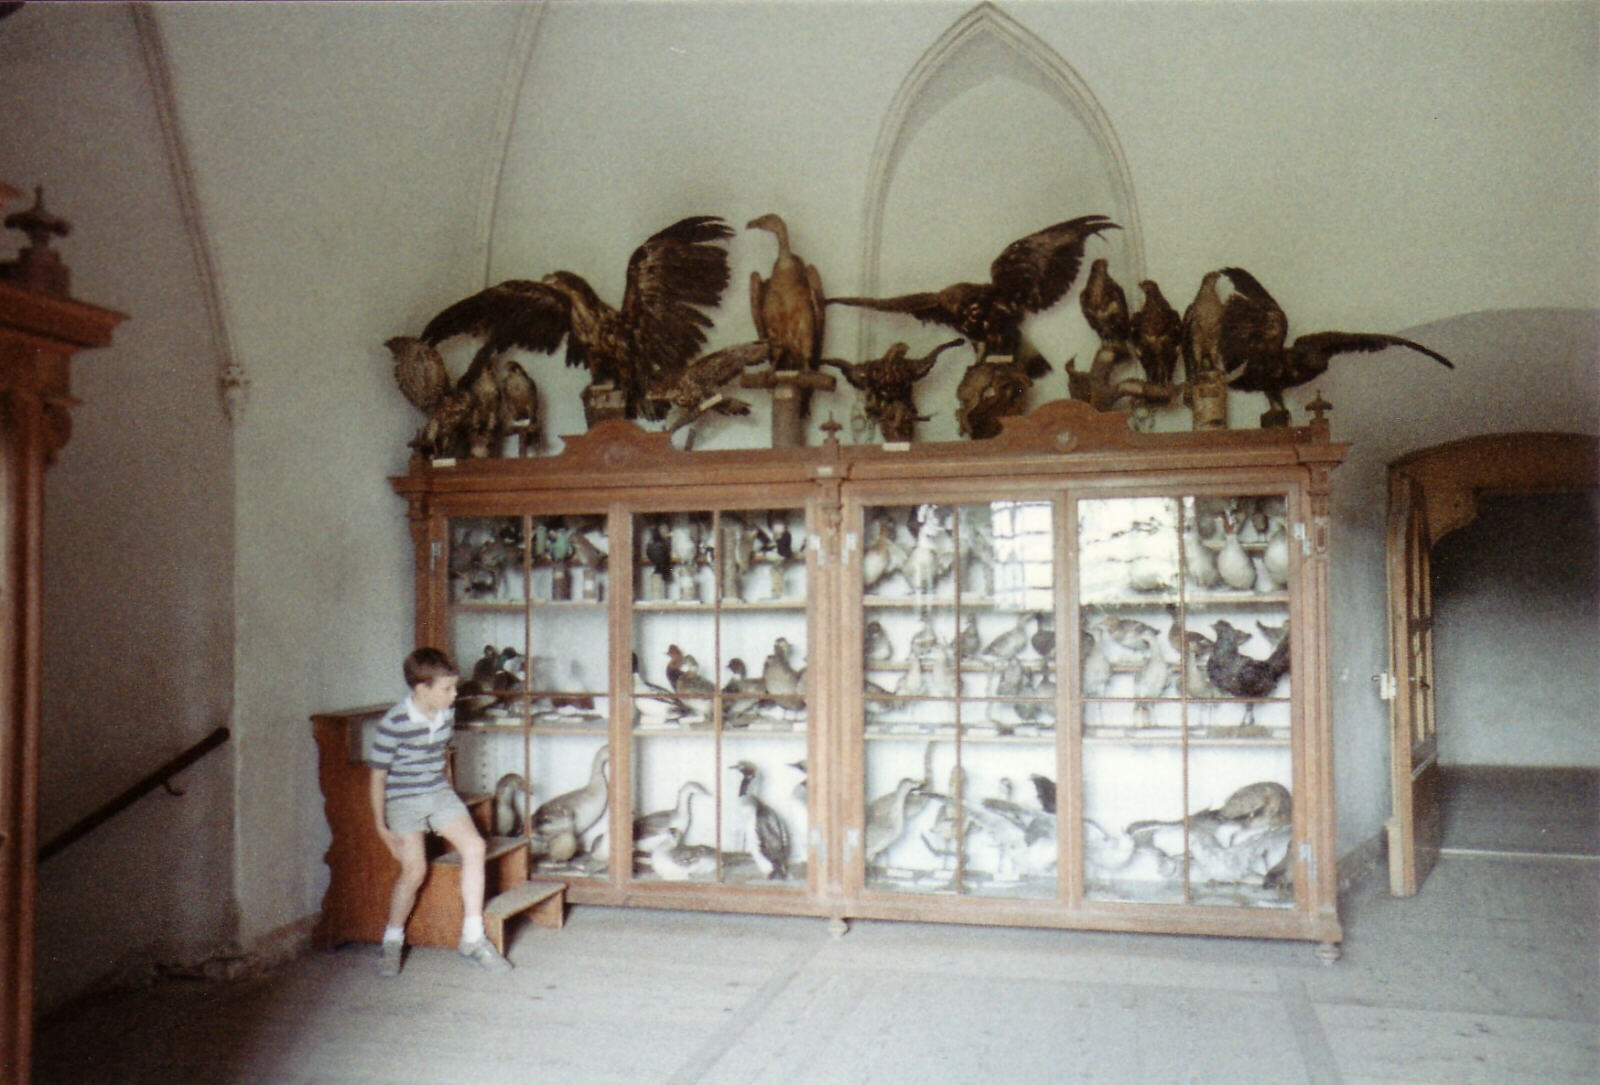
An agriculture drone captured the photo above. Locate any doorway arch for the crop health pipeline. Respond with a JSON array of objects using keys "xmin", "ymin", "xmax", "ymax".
[{"xmin": 1385, "ymin": 431, "xmax": 1598, "ymax": 895}]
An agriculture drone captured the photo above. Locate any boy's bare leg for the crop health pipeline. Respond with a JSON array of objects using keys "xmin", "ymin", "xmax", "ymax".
[
  {"xmin": 385, "ymin": 830, "xmax": 428, "ymax": 930},
  {"xmin": 435, "ymin": 813, "xmax": 487, "ymax": 922}
]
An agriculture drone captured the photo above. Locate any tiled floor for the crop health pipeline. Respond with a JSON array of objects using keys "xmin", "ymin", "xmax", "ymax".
[{"xmin": 33, "ymin": 770, "xmax": 1599, "ymax": 1084}]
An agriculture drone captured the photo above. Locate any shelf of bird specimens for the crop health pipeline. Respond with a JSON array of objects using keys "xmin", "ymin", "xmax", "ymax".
[
  {"xmin": 860, "ymin": 739, "xmax": 1058, "ymax": 899},
  {"xmin": 630, "ymin": 745, "xmax": 808, "ymax": 887},
  {"xmin": 448, "ymin": 515, "xmax": 610, "ymax": 606},
  {"xmin": 635, "ymin": 510, "xmax": 808, "ymax": 608}
]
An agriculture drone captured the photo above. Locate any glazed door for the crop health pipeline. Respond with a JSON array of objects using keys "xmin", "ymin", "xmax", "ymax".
[{"xmin": 1386, "ymin": 471, "xmax": 1440, "ymax": 896}]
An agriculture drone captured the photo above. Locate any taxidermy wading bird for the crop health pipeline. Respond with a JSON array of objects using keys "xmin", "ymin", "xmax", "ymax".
[
  {"xmin": 384, "ymin": 335, "xmax": 539, "ymax": 459},
  {"xmin": 820, "ymin": 338, "xmax": 963, "ymax": 442},
  {"xmin": 414, "ymin": 215, "xmax": 735, "ymax": 426},
  {"xmin": 1213, "ymin": 266, "xmax": 1454, "ymax": 427},
  {"xmin": 748, "ymin": 213, "xmax": 826, "ymax": 411}
]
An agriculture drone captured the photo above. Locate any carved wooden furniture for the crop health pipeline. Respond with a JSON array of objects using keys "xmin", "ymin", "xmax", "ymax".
[
  {"xmin": 387, "ymin": 399, "xmax": 1346, "ymax": 955},
  {"xmin": 311, "ymin": 706, "xmax": 564, "ymax": 954},
  {"xmin": 0, "ymin": 280, "xmax": 124, "ymax": 1085}
]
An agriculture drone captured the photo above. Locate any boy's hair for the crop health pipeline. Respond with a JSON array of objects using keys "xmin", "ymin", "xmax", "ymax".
[{"xmin": 403, "ymin": 646, "xmax": 459, "ymax": 689}]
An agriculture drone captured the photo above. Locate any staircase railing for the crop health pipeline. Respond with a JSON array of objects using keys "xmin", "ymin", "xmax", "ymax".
[{"xmin": 37, "ymin": 726, "xmax": 230, "ymax": 862}]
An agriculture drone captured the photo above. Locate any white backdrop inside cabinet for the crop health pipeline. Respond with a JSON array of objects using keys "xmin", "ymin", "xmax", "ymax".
[
  {"xmin": 1077, "ymin": 492, "xmax": 1295, "ymax": 910},
  {"xmin": 630, "ymin": 507, "xmax": 810, "ymax": 888}
]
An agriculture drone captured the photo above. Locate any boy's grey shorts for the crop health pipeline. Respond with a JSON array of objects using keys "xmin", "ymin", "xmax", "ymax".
[{"xmin": 385, "ymin": 789, "xmax": 471, "ymax": 834}]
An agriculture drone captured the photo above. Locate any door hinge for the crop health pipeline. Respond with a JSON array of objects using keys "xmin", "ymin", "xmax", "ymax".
[
  {"xmin": 843, "ymin": 531, "xmax": 859, "ymax": 563},
  {"xmin": 1372, "ymin": 672, "xmax": 1397, "ymax": 700},
  {"xmin": 843, "ymin": 826, "xmax": 860, "ymax": 864},
  {"xmin": 1292, "ymin": 521, "xmax": 1310, "ymax": 557},
  {"xmin": 809, "ymin": 826, "xmax": 825, "ymax": 865},
  {"xmin": 809, "ymin": 532, "xmax": 825, "ymax": 567},
  {"xmin": 430, "ymin": 539, "xmax": 443, "ymax": 573},
  {"xmin": 1300, "ymin": 842, "xmax": 1316, "ymax": 882}
]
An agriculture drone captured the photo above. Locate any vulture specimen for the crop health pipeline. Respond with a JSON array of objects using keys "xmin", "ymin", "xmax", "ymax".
[
  {"xmin": 747, "ymin": 213, "xmax": 825, "ymax": 375},
  {"xmin": 828, "ymin": 214, "xmax": 1120, "ymax": 364},
  {"xmin": 1214, "ymin": 266, "xmax": 1454, "ymax": 426},
  {"xmin": 416, "ymin": 215, "xmax": 736, "ymax": 424}
]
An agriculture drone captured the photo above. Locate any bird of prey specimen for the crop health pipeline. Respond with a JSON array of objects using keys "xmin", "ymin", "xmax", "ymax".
[
  {"xmin": 648, "ymin": 340, "xmax": 772, "ymax": 433},
  {"xmin": 828, "ymin": 214, "xmax": 1120, "ymax": 364},
  {"xmin": 1133, "ymin": 279, "xmax": 1182, "ymax": 386},
  {"xmin": 1080, "ymin": 258, "xmax": 1131, "ymax": 347},
  {"xmin": 954, "ymin": 352, "xmax": 1052, "ymax": 439},
  {"xmin": 820, "ymin": 338, "xmax": 962, "ymax": 442},
  {"xmin": 748, "ymin": 213, "xmax": 826, "ymax": 381},
  {"xmin": 1214, "ymin": 266, "xmax": 1454, "ymax": 426},
  {"xmin": 416, "ymin": 215, "xmax": 735, "ymax": 425}
]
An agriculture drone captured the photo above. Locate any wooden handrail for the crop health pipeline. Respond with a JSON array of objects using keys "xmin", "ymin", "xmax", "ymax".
[{"xmin": 37, "ymin": 726, "xmax": 230, "ymax": 862}]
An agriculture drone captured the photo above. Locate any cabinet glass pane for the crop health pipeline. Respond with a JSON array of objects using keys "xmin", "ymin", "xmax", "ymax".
[
  {"xmin": 1077, "ymin": 493, "xmax": 1294, "ymax": 907},
  {"xmin": 630, "ymin": 508, "xmax": 808, "ymax": 889},
  {"xmin": 860, "ymin": 501, "xmax": 1056, "ymax": 898},
  {"xmin": 525, "ymin": 736, "xmax": 611, "ymax": 878}
]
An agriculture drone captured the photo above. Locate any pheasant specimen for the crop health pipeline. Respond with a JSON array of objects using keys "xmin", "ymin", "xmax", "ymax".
[
  {"xmin": 1214, "ymin": 266, "xmax": 1454, "ymax": 427},
  {"xmin": 828, "ymin": 214, "xmax": 1119, "ymax": 364},
  {"xmin": 416, "ymin": 215, "xmax": 735, "ymax": 424}
]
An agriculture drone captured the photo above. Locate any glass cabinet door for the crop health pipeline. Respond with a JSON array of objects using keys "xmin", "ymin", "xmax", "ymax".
[
  {"xmin": 630, "ymin": 508, "xmax": 809, "ymax": 888},
  {"xmin": 1077, "ymin": 494, "xmax": 1294, "ymax": 908},
  {"xmin": 447, "ymin": 513, "xmax": 612, "ymax": 878},
  {"xmin": 859, "ymin": 500, "xmax": 1058, "ymax": 899}
]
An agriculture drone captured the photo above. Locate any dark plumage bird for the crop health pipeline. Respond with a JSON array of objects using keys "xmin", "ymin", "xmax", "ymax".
[
  {"xmin": 731, "ymin": 761, "xmax": 791, "ymax": 879},
  {"xmin": 649, "ymin": 340, "xmax": 772, "ymax": 432},
  {"xmin": 828, "ymin": 214, "xmax": 1119, "ymax": 364},
  {"xmin": 1215, "ymin": 266, "xmax": 1454, "ymax": 426},
  {"xmin": 820, "ymin": 338, "xmax": 962, "ymax": 442},
  {"xmin": 1133, "ymin": 279, "xmax": 1182, "ymax": 386},
  {"xmin": 1030, "ymin": 774, "xmax": 1056, "ymax": 815},
  {"xmin": 417, "ymin": 215, "xmax": 735, "ymax": 424},
  {"xmin": 954, "ymin": 352, "xmax": 1053, "ymax": 439},
  {"xmin": 1080, "ymin": 258, "xmax": 1131, "ymax": 346},
  {"xmin": 1207, "ymin": 619, "xmax": 1290, "ymax": 699}
]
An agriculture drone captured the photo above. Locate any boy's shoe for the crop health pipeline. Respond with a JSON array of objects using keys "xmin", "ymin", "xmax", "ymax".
[
  {"xmin": 378, "ymin": 940, "xmax": 404, "ymax": 977},
  {"xmin": 458, "ymin": 937, "xmax": 513, "ymax": 972}
]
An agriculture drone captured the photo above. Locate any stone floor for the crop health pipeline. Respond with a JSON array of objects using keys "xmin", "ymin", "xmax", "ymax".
[{"xmin": 33, "ymin": 770, "xmax": 1599, "ymax": 1084}]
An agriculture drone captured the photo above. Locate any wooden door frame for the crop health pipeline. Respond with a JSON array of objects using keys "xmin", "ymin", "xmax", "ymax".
[{"xmin": 1385, "ymin": 431, "xmax": 1598, "ymax": 895}]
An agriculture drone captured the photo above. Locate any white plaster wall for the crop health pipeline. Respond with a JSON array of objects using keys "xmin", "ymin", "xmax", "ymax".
[
  {"xmin": 6, "ymin": 1, "xmax": 1598, "ymax": 984},
  {"xmin": 1433, "ymin": 492, "xmax": 1599, "ymax": 767},
  {"xmin": 0, "ymin": 4, "xmax": 235, "ymax": 1010}
]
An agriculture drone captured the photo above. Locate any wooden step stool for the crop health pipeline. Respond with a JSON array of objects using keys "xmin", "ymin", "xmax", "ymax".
[{"xmin": 484, "ymin": 880, "xmax": 566, "ymax": 954}]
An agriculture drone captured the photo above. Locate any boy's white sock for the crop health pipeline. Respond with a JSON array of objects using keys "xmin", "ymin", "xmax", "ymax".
[
  {"xmin": 462, "ymin": 916, "xmax": 485, "ymax": 943},
  {"xmin": 382, "ymin": 925, "xmax": 405, "ymax": 946}
]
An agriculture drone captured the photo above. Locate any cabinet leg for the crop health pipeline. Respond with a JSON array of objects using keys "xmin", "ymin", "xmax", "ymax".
[
  {"xmin": 1314, "ymin": 941, "xmax": 1342, "ymax": 965},
  {"xmin": 827, "ymin": 916, "xmax": 850, "ymax": 939}
]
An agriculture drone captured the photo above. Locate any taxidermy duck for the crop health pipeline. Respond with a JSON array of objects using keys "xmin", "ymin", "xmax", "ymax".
[
  {"xmin": 748, "ymin": 213, "xmax": 826, "ymax": 412},
  {"xmin": 641, "ymin": 827, "xmax": 719, "ymax": 881},
  {"xmin": 731, "ymin": 761, "xmax": 791, "ymax": 879},
  {"xmin": 828, "ymin": 214, "xmax": 1119, "ymax": 365},
  {"xmin": 530, "ymin": 744, "xmax": 610, "ymax": 861},
  {"xmin": 1214, "ymin": 266, "xmax": 1454, "ymax": 427},
  {"xmin": 416, "ymin": 215, "xmax": 735, "ymax": 425},
  {"xmin": 633, "ymin": 780, "xmax": 711, "ymax": 853},
  {"xmin": 820, "ymin": 338, "xmax": 963, "ymax": 442}
]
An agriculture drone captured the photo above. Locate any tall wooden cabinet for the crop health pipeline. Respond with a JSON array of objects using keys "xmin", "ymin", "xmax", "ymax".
[
  {"xmin": 389, "ymin": 399, "xmax": 1346, "ymax": 955},
  {"xmin": 0, "ymin": 281, "xmax": 123, "ymax": 1085}
]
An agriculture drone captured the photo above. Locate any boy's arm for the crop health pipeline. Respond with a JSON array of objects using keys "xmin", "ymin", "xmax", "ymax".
[{"xmin": 370, "ymin": 768, "xmax": 403, "ymax": 857}]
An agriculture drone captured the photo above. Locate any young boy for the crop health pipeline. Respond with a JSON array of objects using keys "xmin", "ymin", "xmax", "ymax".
[{"xmin": 370, "ymin": 646, "xmax": 511, "ymax": 975}]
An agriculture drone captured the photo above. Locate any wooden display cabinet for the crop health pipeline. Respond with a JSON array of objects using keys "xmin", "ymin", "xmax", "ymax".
[{"xmin": 388, "ymin": 399, "xmax": 1346, "ymax": 955}]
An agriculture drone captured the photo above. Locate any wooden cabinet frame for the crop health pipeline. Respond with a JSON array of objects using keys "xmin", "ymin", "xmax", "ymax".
[{"xmin": 390, "ymin": 399, "xmax": 1346, "ymax": 953}]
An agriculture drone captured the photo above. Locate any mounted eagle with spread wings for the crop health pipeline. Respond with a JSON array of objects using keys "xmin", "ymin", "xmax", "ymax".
[{"xmin": 416, "ymin": 215, "xmax": 736, "ymax": 425}]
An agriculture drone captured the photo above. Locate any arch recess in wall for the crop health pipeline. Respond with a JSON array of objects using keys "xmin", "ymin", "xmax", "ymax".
[{"xmin": 857, "ymin": 2, "xmax": 1144, "ymax": 364}]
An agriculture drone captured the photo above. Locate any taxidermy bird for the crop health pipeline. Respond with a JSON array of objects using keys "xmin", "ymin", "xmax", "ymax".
[
  {"xmin": 920, "ymin": 764, "xmax": 974, "ymax": 871},
  {"xmin": 1214, "ymin": 266, "xmax": 1454, "ymax": 427},
  {"xmin": 530, "ymin": 745, "xmax": 610, "ymax": 862},
  {"xmin": 864, "ymin": 619, "xmax": 895, "ymax": 663},
  {"xmin": 1133, "ymin": 279, "xmax": 1182, "ymax": 386},
  {"xmin": 957, "ymin": 614, "xmax": 981, "ymax": 660},
  {"xmin": 1182, "ymin": 270, "xmax": 1228, "ymax": 380},
  {"xmin": 722, "ymin": 658, "xmax": 767, "ymax": 726},
  {"xmin": 820, "ymin": 338, "xmax": 963, "ymax": 442},
  {"xmin": 384, "ymin": 335, "xmax": 539, "ymax": 458},
  {"xmin": 640, "ymin": 827, "xmax": 718, "ymax": 880},
  {"xmin": 828, "ymin": 214, "xmax": 1119, "ymax": 365},
  {"xmin": 748, "ymin": 213, "xmax": 826, "ymax": 412},
  {"xmin": 864, "ymin": 777, "xmax": 924, "ymax": 870},
  {"xmin": 1080, "ymin": 628, "xmax": 1112, "ymax": 698},
  {"xmin": 1080, "ymin": 258, "xmax": 1132, "ymax": 350},
  {"xmin": 954, "ymin": 352, "xmax": 1053, "ymax": 440},
  {"xmin": 731, "ymin": 761, "xmax": 790, "ymax": 879},
  {"xmin": 649, "ymin": 340, "xmax": 773, "ymax": 433},
  {"xmin": 1030, "ymin": 774, "xmax": 1057, "ymax": 815},
  {"xmin": 1207, "ymin": 515, "xmax": 1256, "ymax": 591},
  {"xmin": 633, "ymin": 780, "xmax": 710, "ymax": 852},
  {"xmin": 493, "ymin": 772, "xmax": 529, "ymax": 836},
  {"xmin": 981, "ymin": 613, "xmax": 1034, "ymax": 662},
  {"xmin": 1207, "ymin": 619, "xmax": 1290, "ymax": 702},
  {"xmin": 417, "ymin": 215, "xmax": 735, "ymax": 424},
  {"xmin": 789, "ymin": 760, "xmax": 808, "ymax": 803},
  {"xmin": 861, "ymin": 514, "xmax": 909, "ymax": 590},
  {"xmin": 762, "ymin": 637, "xmax": 804, "ymax": 699}
]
